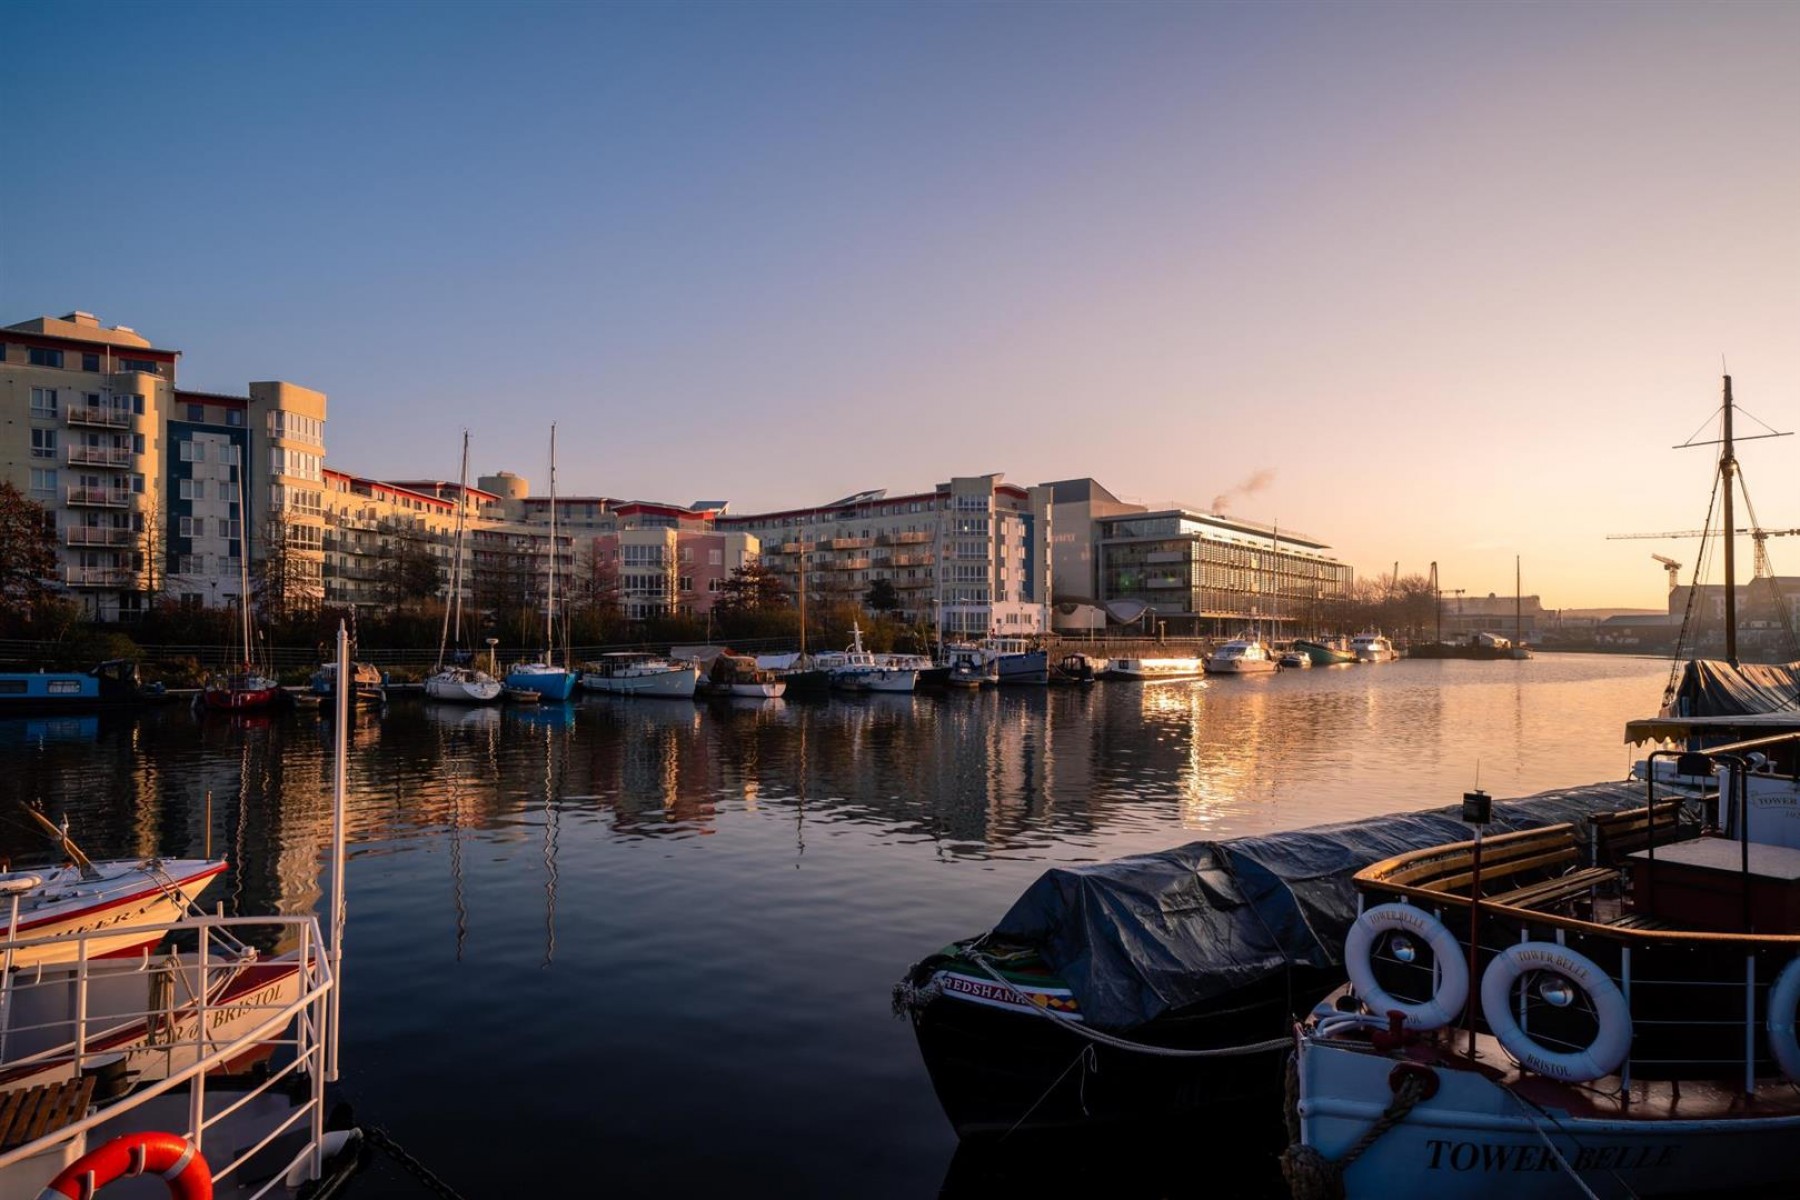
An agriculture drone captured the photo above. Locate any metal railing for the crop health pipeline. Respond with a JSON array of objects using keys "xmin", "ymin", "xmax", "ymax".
[
  {"xmin": 0, "ymin": 914, "xmax": 335, "ymax": 1195},
  {"xmin": 65, "ymin": 526, "xmax": 135, "ymax": 547},
  {"xmin": 65, "ymin": 444, "xmax": 135, "ymax": 468},
  {"xmin": 64, "ymin": 566, "xmax": 133, "ymax": 587},
  {"xmin": 65, "ymin": 485, "xmax": 133, "ymax": 507},
  {"xmin": 64, "ymin": 406, "xmax": 134, "ymax": 429}
]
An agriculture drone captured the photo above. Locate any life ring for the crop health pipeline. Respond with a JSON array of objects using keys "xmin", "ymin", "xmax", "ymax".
[
  {"xmin": 1765, "ymin": 956, "xmax": 1800, "ymax": 1081},
  {"xmin": 1344, "ymin": 902, "xmax": 1469, "ymax": 1030},
  {"xmin": 1480, "ymin": 941, "xmax": 1631, "ymax": 1082},
  {"xmin": 39, "ymin": 1131, "xmax": 212, "ymax": 1200}
]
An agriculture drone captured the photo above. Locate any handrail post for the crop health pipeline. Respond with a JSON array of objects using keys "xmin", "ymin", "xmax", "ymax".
[
  {"xmin": 1746, "ymin": 954, "xmax": 1758, "ymax": 1096},
  {"xmin": 1619, "ymin": 946, "xmax": 1632, "ymax": 1106},
  {"xmin": 191, "ymin": 927, "xmax": 209, "ymax": 1149},
  {"xmin": 73, "ymin": 939, "xmax": 89, "ymax": 1078}
]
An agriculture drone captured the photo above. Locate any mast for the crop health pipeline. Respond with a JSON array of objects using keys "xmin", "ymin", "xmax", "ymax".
[
  {"xmin": 1721, "ymin": 376, "xmax": 1738, "ymax": 666},
  {"xmin": 547, "ymin": 423, "xmax": 558, "ymax": 663},
  {"xmin": 798, "ymin": 536, "xmax": 807, "ymax": 659},
  {"xmin": 237, "ymin": 445, "xmax": 252, "ymax": 667},
  {"xmin": 1515, "ymin": 556, "xmax": 1522, "ymax": 647},
  {"xmin": 438, "ymin": 432, "xmax": 470, "ymax": 668}
]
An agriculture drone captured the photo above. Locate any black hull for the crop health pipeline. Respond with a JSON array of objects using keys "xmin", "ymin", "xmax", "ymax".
[{"xmin": 909, "ymin": 967, "xmax": 1339, "ymax": 1138}]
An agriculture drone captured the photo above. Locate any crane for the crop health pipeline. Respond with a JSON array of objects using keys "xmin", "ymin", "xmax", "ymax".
[
  {"xmin": 1607, "ymin": 527, "xmax": 1800, "ymax": 580},
  {"xmin": 1650, "ymin": 554, "xmax": 1682, "ymax": 590}
]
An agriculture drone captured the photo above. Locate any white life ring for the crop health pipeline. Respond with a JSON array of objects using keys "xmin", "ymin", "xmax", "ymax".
[
  {"xmin": 1344, "ymin": 902, "xmax": 1469, "ymax": 1030},
  {"xmin": 1480, "ymin": 941, "xmax": 1631, "ymax": 1082},
  {"xmin": 1765, "ymin": 956, "xmax": 1800, "ymax": 1081}
]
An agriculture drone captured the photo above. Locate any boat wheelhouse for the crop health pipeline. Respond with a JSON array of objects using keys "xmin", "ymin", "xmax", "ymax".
[
  {"xmin": 1350, "ymin": 631, "xmax": 1397, "ymax": 663},
  {"xmin": 1204, "ymin": 637, "xmax": 1279, "ymax": 675}
]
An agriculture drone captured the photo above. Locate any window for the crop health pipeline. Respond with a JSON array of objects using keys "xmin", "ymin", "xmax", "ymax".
[
  {"xmin": 119, "ymin": 358, "xmax": 157, "ymax": 374},
  {"xmin": 131, "ymin": 394, "xmax": 145, "ymax": 415},
  {"xmin": 30, "ymin": 387, "xmax": 58, "ymax": 416},
  {"xmin": 131, "ymin": 474, "xmax": 145, "ymax": 494},
  {"xmin": 709, "ymin": 550, "xmax": 723, "ymax": 566},
  {"xmin": 29, "ymin": 347, "xmax": 64, "ymax": 368},
  {"xmin": 226, "ymin": 409, "xmax": 243, "ymax": 427},
  {"xmin": 180, "ymin": 516, "xmax": 201, "ymax": 538},
  {"xmin": 48, "ymin": 680, "xmax": 82, "ymax": 696},
  {"xmin": 29, "ymin": 469, "xmax": 57, "ymax": 496},
  {"xmin": 133, "ymin": 434, "xmax": 145, "ymax": 455},
  {"xmin": 679, "ymin": 576, "xmax": 694, "ymax": 592},
  {"xmin": 179, "ymin": 440, "xmax": 204, "ymax": 463},
  {"xmin": 30, "ymin": 429, "xmax": 56, "ymax": 459},
  {"xmin": 187, "ymin": 403, "xmax": 205, "ymax": 422},
  {"xmin": 179, "ymin": 479, "xmax": 205, "ymax": 501},
  {"xmin": 82, "ymin": 353, "xmax": 100, "ymax": 372}
]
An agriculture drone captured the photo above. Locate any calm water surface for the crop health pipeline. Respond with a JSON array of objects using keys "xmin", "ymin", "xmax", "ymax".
[{"xmin": 0, "ymin": 653, "xmax": 1673, "ymax": 1197}]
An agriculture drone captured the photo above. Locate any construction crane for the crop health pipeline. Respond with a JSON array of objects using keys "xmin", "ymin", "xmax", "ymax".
[
  {"xmin": 1650, "ymin": 554, "xmax": 1682, "ymax": 590},
  {"xmin": 1608, "ymin": 527, "xmax": 1800, "ymax": 579}
]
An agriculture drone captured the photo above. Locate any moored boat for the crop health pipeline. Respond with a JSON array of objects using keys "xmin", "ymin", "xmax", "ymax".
[
  {"xmin": 1279, "ymin": 647, "xmax": 1313, "ymax": 668},
  {"xmin": 580, "ymin": 652, "xmax": 699, "ymax": 698},
  {"xmin": 1205, "ymin": 637, "xmax": 1279, "ymax": 675},
  {"xmin": 709, "ymin": 654, "xmax": 787, "ymax": 698},
  {"xmin": 0, "ymin": 661, "xmax": 165, "ymax": 713},
  {"xmin": 1351, "ymin": 630, "xmax": 1397, "ymax": 663},
  {"xmin": 309, "ymin": 659, "xmax": 386, "ymax": 704},
  {"xmin": 1103, "ymin": 656, "xmax": 1206, "ymax": 682},
  {"xmin": 1295, "ymin": 636, "xmax": 1357, "ymax": 666}
]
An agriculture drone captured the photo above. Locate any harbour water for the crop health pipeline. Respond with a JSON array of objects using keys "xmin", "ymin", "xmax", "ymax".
[{"xmin": 0, "ymin": 653, "xmax": 1673, "ymax": 1196}]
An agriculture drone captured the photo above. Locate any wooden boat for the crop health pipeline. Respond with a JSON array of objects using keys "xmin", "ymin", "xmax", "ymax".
[
  {"xmin": 709, "ymin": 655, "xmax": 787, "ymax": 698},
  {"xmin": 1295, "ymin": 637, "xmax": 1357, "ymax": 666},
  {"xmin": 308, "ymin": 659, "xmax": 385, "ymax": 704}
]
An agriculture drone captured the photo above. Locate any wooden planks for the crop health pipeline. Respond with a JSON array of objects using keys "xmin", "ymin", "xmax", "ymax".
[{"xmin": 0, "ymin": 1077, "xmax": 97, "ymax": 1150}]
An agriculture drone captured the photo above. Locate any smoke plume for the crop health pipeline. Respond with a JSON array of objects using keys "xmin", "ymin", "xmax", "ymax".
[{"xmin": 1211, "ymin": 468, "xmax": 1277, "ymax": 515}]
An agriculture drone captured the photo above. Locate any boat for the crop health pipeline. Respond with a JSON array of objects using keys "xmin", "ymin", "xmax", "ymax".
[
  {"xmin": 941, "ymin": 644, "xmax": 996, "ymax": 688},
  {"xmin": 1205, "ymin": 636, "xmax": 1280, "ymax": 675},
  {"xmin": 1285, "ymin": 375, "xmax": 1800, "ymax": 1200},
  {"xmin": 1285, "ymin": 749, "xmax": 1800, "ymax": 1199},
  {"xmin": 0, "ymin": 810, "xmax": 225, "ymax": 969},
  {"xmin": 580, "ymin": 652, "xmax": 700, "ymax": 698},
  {"xmin": 502, "ymin": 684, "xmax": 542, "ymax": 704},
  {"xmin": 425, "ymin": 433, "xmax": 502, "ymax": 705},
  {"xmin": 308, "ymin": 659, "xmax": 385, "ymax": 705},
  {"xmin": 828, "ymin": 624, "xmax": 916, "ymax": 693},
  {"xmin": 1104, "ymin": 656, "xmax": 1206, "ymax": 682},
  {"xmin": 1050, "ymin": 653, "xmax": 1102, "ymax": 684},
  {"xmin": 1280, "ymin": 647, "xmax": 1314, "ymax": 669},
  {"xmin": 968, "ymin": 638, "xmax": 1048, "ymax": 686},
  {"xmin": 895, "ymin": 784, "xmax": 1651, "ymax": 1139},
  {"xmin": 505, "ymin": 424, "xmax": 577, "ymax": 702},
  {"xmin": 0, "ymin": 621, "xmax": 363, "ymax": 1200},
  {"xmin": 0, "ymin": 661, "xmax": 167, "ymax": 713},
  {"xmin": 1509, "ymin": 556, "xmax": 1533, "ymax": 659},
  {"xmin": 1350, "ymin": 630, "xmax": 1398, "ymax": 663},
  {"xmin": 202, "ymin": 458, "xmax": 283, "ymax": 713},
  {"xmin": 709, "ymin": 654, "xmax": 787, "ymax": 698},
  {"xmin": 1295, "ymin": 636, "xmax": 1357, "ymax": 666},
  {"xmin": 883, "ymin": 653, "xmax": 949, "ymax": 689}
]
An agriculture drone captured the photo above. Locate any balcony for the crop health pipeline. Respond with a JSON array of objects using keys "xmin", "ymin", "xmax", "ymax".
[
  {"xmin": 830, "ymin": 557, "xmax": 872, "ymax": 571},
  {"xmin": 65, "ymin": 567, "xmax": 133, "ymax": 588},
  {"xmin": 890, "ymin": 553, "xmax": 931, "ymax": 567},
  {"xmin": 895, "ymin": 531, "xmax": 931, "ymax": 544},
  {"xmin": 65, "ymin": 526, "xmax": 135, "ymax": 548},
  {"xmin": 828, "ymin": 537, "xmax": 872, "ymax": 550},
  {"xmin": 65, "ymin": 444, "xmax": 134, "ymax": 469},
  {"xmin": 65, "ymin": 485, "xmax": 133, "ymax": 508},
  {"xmin": 65, "ymin": 406, "xmax": 133, "ymax": 430}
]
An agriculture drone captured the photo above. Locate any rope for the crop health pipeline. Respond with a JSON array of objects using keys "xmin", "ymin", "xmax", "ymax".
[
  {"xmin": 362, "ymin": 1126, "xmax": 470, "ymax": 1200},
  {"xmin": 1496, "ymin": 1085, "xmax": 1612, "ymax": 1200},
  {"xmin": 965, "ymin": 952, "xmax": 1292, "ymax": 1059},
  {"xmin": 999, "ymin": 1044, "xmax": 1097, "ymax": 1142},
  {"xmin": 1280, "ymin": 1072, "xmax": 1427, "ymax": 1200}
]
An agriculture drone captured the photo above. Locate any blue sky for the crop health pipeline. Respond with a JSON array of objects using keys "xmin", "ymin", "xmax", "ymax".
[{"xmin": 5, "ymin": 1, "xmax": 1797, "ymax": 607}]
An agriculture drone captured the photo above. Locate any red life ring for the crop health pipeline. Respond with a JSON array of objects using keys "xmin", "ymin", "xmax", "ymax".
[{"xmin": 39, "ymin": 1132, "xmax": 212, "ymax": 1200}]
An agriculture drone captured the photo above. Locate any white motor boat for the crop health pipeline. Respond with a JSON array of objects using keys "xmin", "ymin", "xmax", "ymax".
[
  {"xmin": 828, "ymin": 624, "xmax": 917, "ymax": 693},
  {"xmin": 0, "ymin": 856, "xmax": 225, "ymax": 969},
  {"xmin": 1204, "ymin": 638, "xmax": 1279, "ymax": 674},
  {"xmin": 1351, "ymin": 630, "xmax": 1397, "ymax": 663},
  {"xmin": 580, "ymin": 653, "xmax": 699, "ymax": 698}
]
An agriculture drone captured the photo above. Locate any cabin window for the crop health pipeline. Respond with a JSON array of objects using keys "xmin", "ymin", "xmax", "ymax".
[
  {"xmin": 0, "ymin": 681, "xmax": 26, "ymax": 695},
  {"xmin": 48, "ymin": 680, "xmax": 82, "ymax": 695}
]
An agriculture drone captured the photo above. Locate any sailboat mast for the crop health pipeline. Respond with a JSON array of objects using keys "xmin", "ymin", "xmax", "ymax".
[
  {"xmin": 439, "ymin": 432, "xmax": 470, "ymax": 664},
  {"xmin": 1515, "ymin": 556, "xmax": 1522, "ymax": 646},
  {"xmin": 547, "ymin": 423, "xmax": 558, "ymax": 662},
  {"xmin": 238, "ymin": 449, "xmax": 252, "ymax": 666},
  {"xmin": 1721, "ymin": 376, "xmax": 1739, "ymax": 666}
]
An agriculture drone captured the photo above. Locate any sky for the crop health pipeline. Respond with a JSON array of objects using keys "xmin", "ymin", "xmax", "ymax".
[{"xmin": 4, "ymin": 0, "xmax": 1796, "ymax": 611}]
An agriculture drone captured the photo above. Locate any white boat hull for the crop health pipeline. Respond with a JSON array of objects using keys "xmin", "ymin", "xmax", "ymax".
[
  {"xmin": 3, "ymin": 860, "xmax": 225, "ymax": 969},
  {"xmin": 425, "ymin": 672, "xmax": 502, "ymax": 703},
  {"xmin": 722, "ymin": 682, "xmax": 786, "ymax": 698},
  {"xmin": 1205, "ymin": 658, "xmax": 1279, "ymax": 674},
  {"xmin": 580, "ymin": 667, "xmax": 698, "ymax": 698},
  {"xmin": 1295, "ymin": 1036, "xmax": 1800, "ymax": 1199},
  {"xmin": 831, "ymin": 668, "xmax": 917, "ymax": 693}
]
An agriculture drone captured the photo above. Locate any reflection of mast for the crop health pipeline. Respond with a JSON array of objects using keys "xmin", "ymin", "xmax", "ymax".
[
  {"xmin": 795, "ymin": 714, "xmax": 807, "ymax": 864},
  {"xmin": 542, "ymin": 723, "xmax": 559, "ymax": 968}
]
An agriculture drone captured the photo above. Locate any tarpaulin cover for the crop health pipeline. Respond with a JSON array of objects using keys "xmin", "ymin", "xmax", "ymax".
[
  {"xmin": 989, "ymin": 781, "xmax": 1647, "ymax": 1031},
  {"xmin": 1665, "ymin": 659, "xmax": 1800, "ymax": 719}
]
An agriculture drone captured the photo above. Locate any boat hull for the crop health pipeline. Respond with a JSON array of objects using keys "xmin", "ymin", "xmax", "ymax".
[
  {"xmin": 580, "ymin": 667, "xmax": 698, "ymax": 698},
  {"xmin": 424, "ymin": 670, "xmax": 502, "ymax": 703},
  {"xmin": 908, "ymin": 961, "xmax": 1331, "ymax": 1138},
  {"xmin": 995, "ymin": 651, "xmax": 1048, "ymax": 686},
  {"xmin": 504, "ymin": 668, "xmax": 577, "ymax": 701},
  {"xmin": 1294, "ymin": 640, "xmax": 1356, "ymax": 666},
  {"xmin": 1295, "ymin": 1035, "xmax": 1800, "ymax": 1199},
  {"xmin": 202, "ymin": 684, "xmax": 283, "ymax": 711},
  {"xmin": 6, "ymin": 860, "xmax": 226, "ymax": 968}
]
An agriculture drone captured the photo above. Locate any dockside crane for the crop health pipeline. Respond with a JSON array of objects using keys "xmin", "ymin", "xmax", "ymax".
[
  {"xmin": 1609, "ymin": 528, "xmax": 1800, "ymax": 581},
  {"xmin": 1650, "ymin": 554, "xmax": 1682, "ymax": 590}
]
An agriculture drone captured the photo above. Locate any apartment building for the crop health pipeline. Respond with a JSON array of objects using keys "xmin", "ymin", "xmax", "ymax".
[
  {"xmin": 1, "ymin": 312, "xmax": 328, "ymax": 621},
  {"xmin": 720, "ymin": 474, "xmax": 1054, "ymax": 636}
]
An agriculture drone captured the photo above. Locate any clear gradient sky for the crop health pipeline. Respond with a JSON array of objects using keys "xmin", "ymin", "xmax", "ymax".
[{"xmin": 4, "ymin": 1, "xmax": 1796, "ymax": 610}]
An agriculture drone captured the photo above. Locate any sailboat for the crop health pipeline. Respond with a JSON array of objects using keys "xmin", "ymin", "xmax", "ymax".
[
  {"xmin": 425, "ymin": 432, "xmax": 502, "ymax": 704},
  {"xmin": 202, "ymin": 445, "xmax": 282, "ymax": 711},
  {"xmin": 506, "ymin": 425, "xmax": 578, "ymax": 701},
  {"xmin": 1507, "ymin": 555, "xmax": 1533, "ymax": 659}
]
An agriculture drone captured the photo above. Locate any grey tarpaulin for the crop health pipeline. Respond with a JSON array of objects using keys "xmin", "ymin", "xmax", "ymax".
[
  {"xmin": 1665, "ymin": 659, "xmax": 1800, "ymax": 719},
  {"xmin": 989, "ymin": 781, "xmax": 1649, "ymax": 1031}
]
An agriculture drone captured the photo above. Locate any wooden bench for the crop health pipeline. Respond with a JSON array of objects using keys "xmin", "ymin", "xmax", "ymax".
[
  {"xmin": 1385, "ymin": 823, "xmax": 1613, "ymax": 910},
  {"xmin": 1591, "ymin": 800, "xmax": 1695, "ymax": 867},
  {"xmin": 0, "ymin": 1077, "xmax": 96, "ymax": 1151}
]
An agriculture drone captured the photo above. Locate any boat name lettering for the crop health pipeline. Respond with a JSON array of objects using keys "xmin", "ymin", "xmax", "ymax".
[
  {"xmin": 1425, "ymin": 1139, "xmax": 1676, "ymax": 1173},
  {"xmin": 210, "ymin": 982, "xmax": 287, "ymax": 1030},
  {"xmin": 942, "ymin": 974, "xmax": 1048, "ymax": 1008},
  {"xmin": 66, "ymin": 900, "xmax": 158, "ymax": 936}
]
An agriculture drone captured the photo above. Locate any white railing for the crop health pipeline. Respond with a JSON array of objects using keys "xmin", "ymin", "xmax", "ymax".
[
  {"xmin": 0, "ymin": 914, "xmax": 335, "ymax": 1194},
  {"xmin": 65, "ymin": 445, "xmax": 134, "ymax": 468},
  {"xmin": 64, "ymin": 567, "xmax": 132, "ymax": 587},
  {"xmin": 65, "ymin": 526, "xmax": 135, "ymax": 547},
  {"xmin": 64, "ymin": 406, "xmax": 133, "ymax": 429},
  {"xmin": 64, "ymin": 485, "xmax": 132, "ymax": 507}
]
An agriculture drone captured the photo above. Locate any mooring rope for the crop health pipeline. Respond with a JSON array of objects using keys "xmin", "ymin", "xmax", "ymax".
[
  {"xmin": 362, "ymin": 1126, "xmax": 470, "ymax": 1200},
  {"xmin": 964, "ymin": 952, "xmax": 1292, "ymax": 1058},
  {"xmin": 1280, "ymin": 1066, "xmax": 1427, "ymax": 1200}
]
